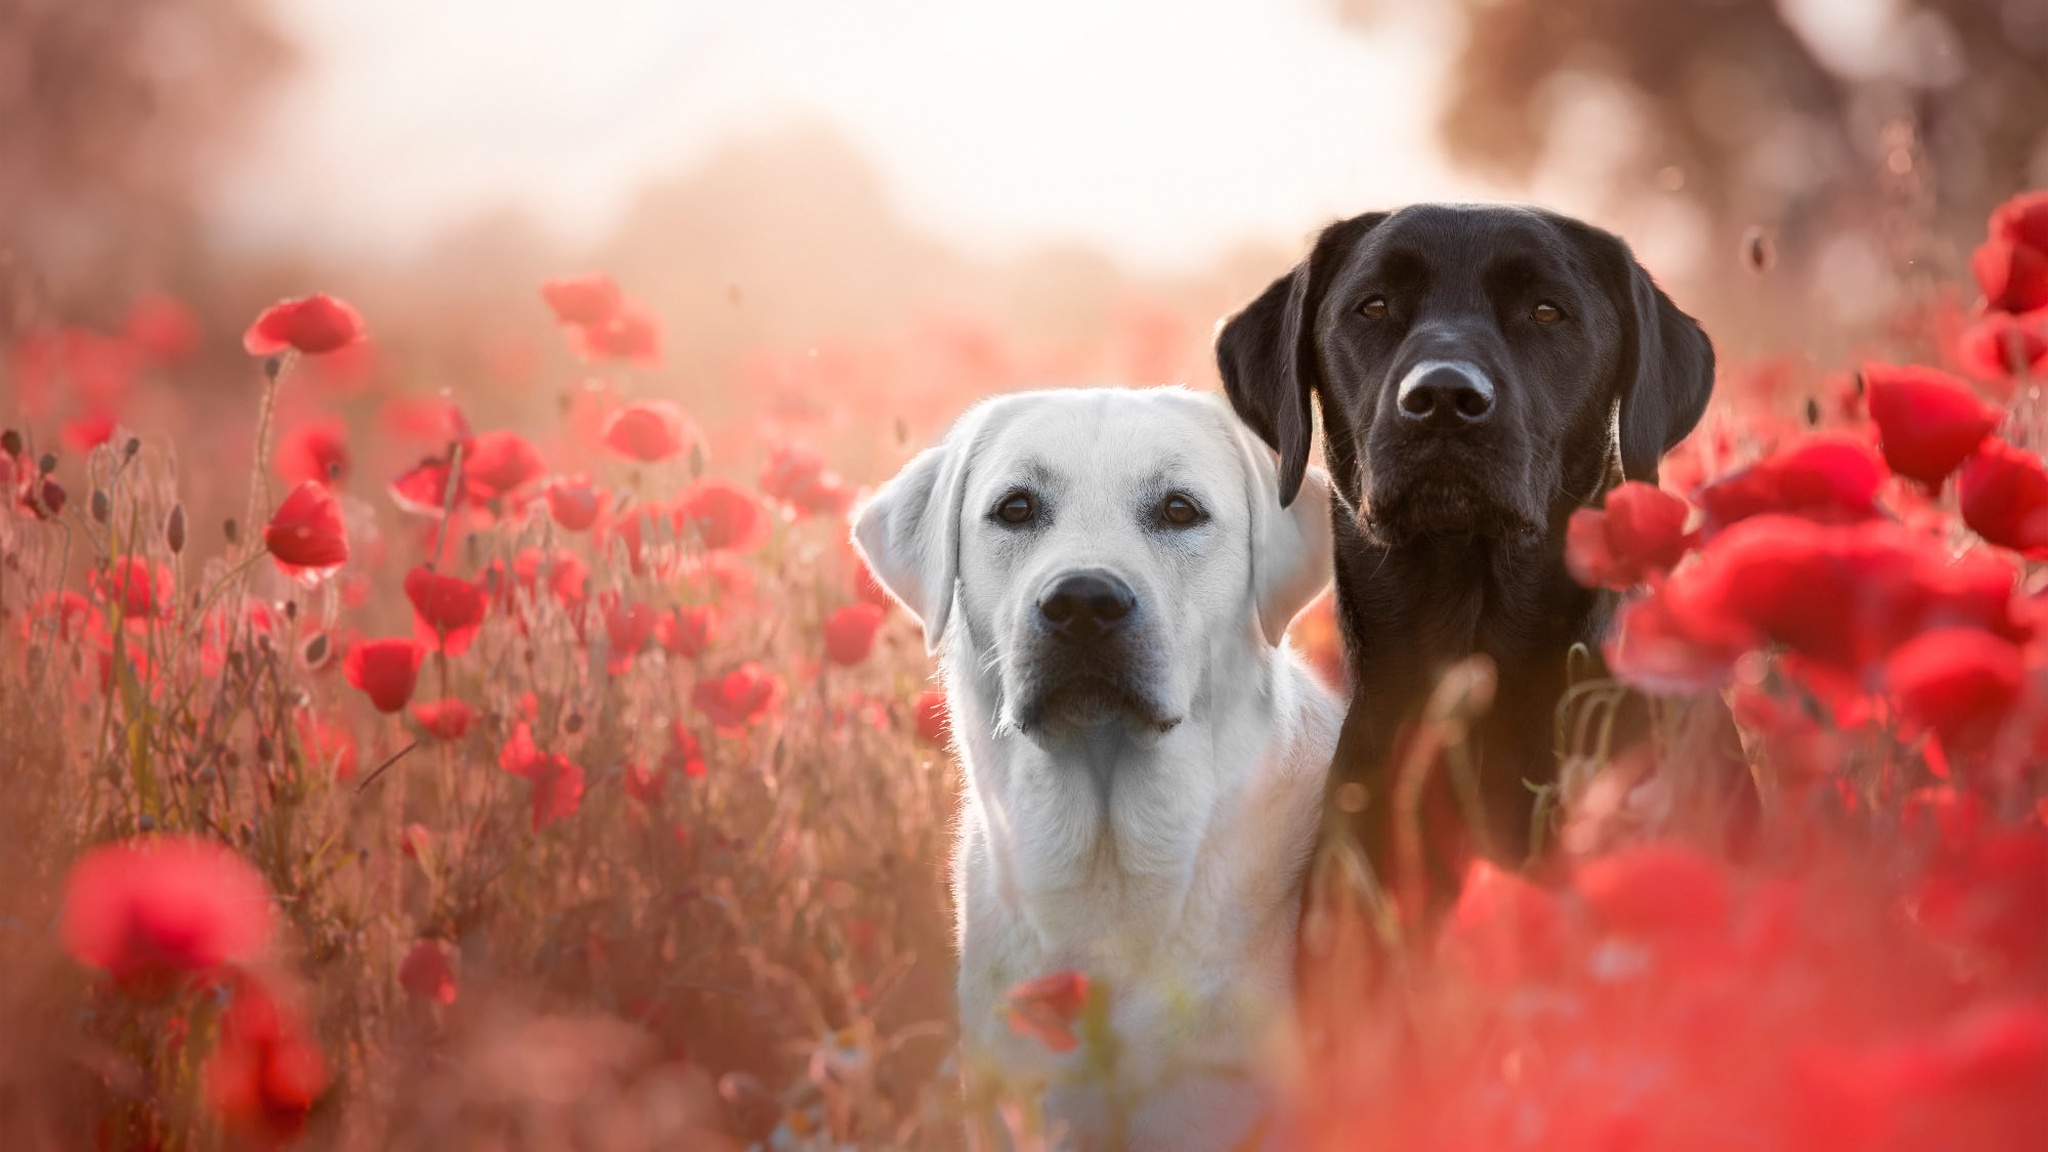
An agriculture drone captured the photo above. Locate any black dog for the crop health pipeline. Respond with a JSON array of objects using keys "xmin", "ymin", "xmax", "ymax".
[{"xmin": 1216, "ymin": 204, "xmax": 1715, "ymax": 877}]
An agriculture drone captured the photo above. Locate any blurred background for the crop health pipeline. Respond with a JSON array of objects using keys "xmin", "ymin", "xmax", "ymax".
[{"xmin": 3, "ymin": 0, "xmax": 2046, "ymax": 455}]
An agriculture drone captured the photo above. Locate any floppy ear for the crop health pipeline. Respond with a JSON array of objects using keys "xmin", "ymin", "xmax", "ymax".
[
  {"xmin": 1233, "ymin": 420, "xmax": 1334, "ymax": 647},
  {"xmin": 1584, "ymin": 230, "xmax": 1716, "ymax": 484},
  {"xmin": 1215, "ymin": 212, "xmax": 1385, "ymax": 507},
  {"xmin": 851, "ymin": 401, "xmax": 1003, "ymax": 655}
]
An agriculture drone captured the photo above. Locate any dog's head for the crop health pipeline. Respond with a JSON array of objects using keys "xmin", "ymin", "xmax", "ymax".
[
  {"xmin": 1216, "ymin": 204, "xmax": 1713, "ymax": 546},
  {"xmin": 853, "ymin": 388, "xmax": 1330, "ymax": 746}
]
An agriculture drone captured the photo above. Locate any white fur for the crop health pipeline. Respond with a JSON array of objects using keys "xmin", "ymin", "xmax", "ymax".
[{"xmin": 853, "ymin": 387, "xmax": 1342, "ymax": 1151}]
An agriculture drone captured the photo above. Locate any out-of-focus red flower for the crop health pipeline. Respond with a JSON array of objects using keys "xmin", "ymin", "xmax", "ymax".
[
  {"xmin": 1002, "ymin": 970, "xmax": 1090, "ymax": 1054},
  {"xmin": 461, "ymin": 430, "xmax": 546, "ymax": 501},
  {"xmin": 203, "ymin": 975, "xmax": 329, "ymax": 1143},
  {"xmin": 1959, "ymin": 309, "xmax": 2048, "ymax": 381},
  {"xmin": 298, "ymin": 711, "xmax": 359, "ymax": 780},
  {"xmin": 540, "ymin": 272, "xmax": 622, "ymax": 327},
  {"xmin": 343, "ymin": 637, "xmax": 424, "ymax": 713},
  {"xmin": 502, "ymin": 547, "xmax": 590, "ymax": 611},
  {"xmin": 404, "ymin": 566, "xmax": 487, "ymax": 657},
  {"xmin": 61, "ymin": 411, "xmax": 116, "ymax": 453},
  {"xmin": 387, "ymin": 458, "xmax": 448, "ymax": 519},
  {"xmin": 1694, "ymin": 435, "xmax": 1887, "ymax": 534},
  {"xmin": 123, "ymin": 293, "xmax": 199, "ymax": 364},
  {"xmin": 1442, "ymin": 860, "xmax": 1566, "ymax": 987},
  {"xmin": 411, "ymin": 698, "xmax": 478, "ymax": 741},
  {"xmin": 602, "ymin": 596, "xmax": 657, "ymax": 674},
  {"xmin": 760, "ymin": 443, "xmax": 855, "ymax": 517},
  {"xmin": 243, "ymin": 294, "xmax": 366, "ymax": 356},
  {"xmin": 1565, "ymin": 481, "xmax": 1694, "ymax": 590},
  {"xmin": 380, "ymin": 397, "xmax": 472, "ymax": 446},
  {"xmin": 93, "ymin": 556, "xmax": 171, "ymax": 620},
  {"xmin": 693, "ymin": 663, "xmax": 785, "ymax": 735},
  {"xmin": 655, "ymin": 605, "xmax": 714, "ymax": 658},
  {"xmin": 543, "ymin": 474, "xmax": 602, "ymax": 532},
  {"xmin": 662, "ymin": 721, "xmax": 705, "ymax": 779},
  {"xmin": 1863, "ymin": 363, "xmax": 2004, "ymax": 489},
  {"xmin": 674, "ymin": 478, "xmax": 770, "ymax": 553},
  {"xmin": 497, "ymin": 722, "xmax": 586, "ymax": 830},
  {"xmin": 1575, "ymin": 841, "xmax": 1730, "ymax": 949},
  {"xmin": 568, "ymin": 303, "xmax": 663, "ymax": 368},
  {"xmin": 1959, "ymin": 437, "xmax": 2048, "ymax": 557},
  {"xmin": 59, "ymin": 837, "xmax": 275, "ymax": 995},
  {"xmin": 824, "ymin": 603, "xmax": 886, "ymax": 666},
  {"xmin": 1972, "ymin": 190, "xmax": 2048, "ymax": 314},
  {"xmin": 625, "ymin": 761, "xmax": 667, "ymax": 807},
  {"xmin": 1884, "ymin": 627, "xmax": 2026, "ymax": 758},
  {"xmin": 398, "ymin": 940, "xmax": 458, "ymax": 1004},
  {"xmin": 851, "ymin": 553, "xmax": 894, "ymax": 609},
  {"xmin": 1729, "ymin": 682, "xmax": 1842, "ymax": 789},
  {"xmin": 264, "ymin": 481, "xmax": 350, "ymax": 582},
  {"xmin": 680, "ymin": 551, "xmax": 758, "ymax": 605},
  {"xmin": 914, "ymin": 690, "xmax": 949, "ymax": 746},
  {"xmin": 275, "ymin": 418, "xmax": 351, "ymax": 489},
  {"xmin": 600, "ymin": 400, "xmax": 694, "ymax": 463},
  {"xmin": 1911, "ymin": 826, "xmax": 2048, "ymax": 970},
  {"xmin": 35, "ymin": 590, "xmax": 99, "ymax": 643}
]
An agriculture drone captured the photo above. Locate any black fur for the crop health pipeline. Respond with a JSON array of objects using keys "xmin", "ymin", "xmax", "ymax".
[{"xmin": 1218, "ymin": 204, "xmax": 1714, "ymax": 870}]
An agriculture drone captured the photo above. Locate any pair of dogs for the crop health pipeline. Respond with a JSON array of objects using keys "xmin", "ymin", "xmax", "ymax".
[{"xmin": 853, "ymin": 204, "xmax": 1716, "ymax": 1149}]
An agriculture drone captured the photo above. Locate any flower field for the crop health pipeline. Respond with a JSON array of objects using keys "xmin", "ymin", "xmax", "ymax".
[{"xmin": 1, "ymin": 192, "xmax": 2045, "ymax": 1151}]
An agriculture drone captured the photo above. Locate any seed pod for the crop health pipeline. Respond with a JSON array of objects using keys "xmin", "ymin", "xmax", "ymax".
[
  {"xmin": 1805, "ymin": 397, "xmax": 1821, "ymax": 427},
  {"xmin": 89, "ymin": 489, "xmax": 110, "ymax": 523},
  {"xmin": 265, "ymin": 355, "xmax": 284, "ymax": 381},
  {"xmin": 123, "ymin": 437, "xmax": 140, "ymax": 460},
  {"xmin": 303, "ymin": 633, "xmax": 329, "ymax": 665},
  {"xmin": 1741, "ymin": 226, "xmax": 1775, "ymax": 274},
  {"xmin": 283, "ymin": 599, "xmax": 298, "ymax": 621},
  {"xmin": 223, "ymin": 517, "xmax": 240, "ymax": 545},
  {"xmin": 256, "ymin": 735, "xmax": 275, "ymax": 762},
  {"xmin": 0, "ymin": 429, "xmax": 20, "ymax": 456},
  {"xmin": 166, "ymin": 504, "xmax": 186, "ymax": 553},
  {"xmin": 564, "ymin": 711, "xmax": 584, "ymax": 735},
  {"xmin": 137, "ymin": 813, "xmax": 156, "ymax": 832},
  {"xmin": 37, "ymin": 452, "xmax": 56, "ymax": 474}
]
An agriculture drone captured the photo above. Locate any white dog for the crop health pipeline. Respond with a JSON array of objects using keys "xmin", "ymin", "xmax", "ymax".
[{"xmin": 853, "ymin": 387, "xmax": 1341, "ymax": 1151}]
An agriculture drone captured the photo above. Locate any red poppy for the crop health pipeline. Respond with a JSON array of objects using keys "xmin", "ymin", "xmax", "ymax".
[
  {"xmin": 242, "ymin": 294, "xmax": 366, "ymax": 356},
  {"xmin": 343, "ymin": 637, "xmax": 424, "ymax": 713},
  {"xmin": 461, "ymin": 430, "xmax": 546, "ymax": 501},
  {"xmin": 1694, "ymin": 435, "xmax": 1887, "ymax": 534},
  {"xmin": 1002, "ymin": 970, "xmax": 1091, "ymax": 1054},
  {"xmin": 602, "ymin": 596, "xmax": 657, "ymax": 674},
  {"xmin": 264, "ymin": 480, "xmax": 350, "ymax": 581},
  {"xmin": 275, "ymin": 417, "xmax": 351, "ymax": 488},
  {"xmin": 674, "ymin": 478, "xmax": 770, "ymax": 553},
  {"xmin": 59, "ymin": 837, "xmax": 275, "ymax": 995},
  {"xmin": 540, "ymin": 272, "xmax": 622, "ymax": 327},
  {"xmin": 914, "ymin": 690, "xmax": 950, "ymax": 746},
  {"xmin": 507, "ymin": 547, "xmax": 590, "ymax": 610},
  {"xmin": 824, "ymin": 603, "xmax": 887, "ymax": 666},
  {"xmin": 35, "ymin": 589, "xmax": 100, "ymax": 643},
  {"xmin": 762, "ymin": 443, "xmax": 855, "ymax": 517},
  {"xmin": 625, "ymin": 761, "xmax": 667, "ymax": 807},
  {"xmin": 693, "ymin": 662, "xmax": 786, "ymax": 734},
  {"xmin": 92, "ymin": 556, "xmax": 171, "ymax": 620},
  {"xmin": 1959, "ymin": 438, "xmax": 2048, "ymax": 557},
  {"xmin": 1972, "ymin": 190, "xmax": 2048, "ymax": 314},
  {"xmin": 380, "ymin": 396, "xmax": 473, "ymax": 446},
  {"xmin": 569, "ymin": 303, "xmax": 663, "ymax": 368},
  {"xmin": 203, "ymin": 974, "xmax": 329, "ymax": 1142},
  {"xmin": 298, "ymin": 711, "xmax": 359, "ymax": 780},
  {"xmin": 655, "ymin": 605, "xmax": 715, "ymax": 658},
  {"xmin": 61, "ymin": 410, "xmax": 116, "ymax": 453},
  {"xmin": 398, "ymin": 939, "xmax": 458, "ymax": 1004},
  {"xmin": 1884, "ymin": 628, "xmax": 2026, "ymax": 757},
  {"xmin": 498, "ymin": 722, "xmax": 586, "ymax": 830},
  {"xmin": 390, "ymin": 455, "xmax": 457, "ymax": 517},
  {"xmin": 1910, "ymin": 825, "xmax": 2048, "ymax": 968},
  {"xmin": 600, "ymin": 400, "xmax": 695, "ymax": 463},
  {"xmin": 1442, "ymin": 860, "xmax": 1565, "ymax": 987},
  {"xmin": 1575, "ymin": 841, "xmax": 1730, "ymax": 948},
  {"xmin": 1565, "ymin": 481, "xmax": 1694, "ymax": 590},
  {"xmin": 1863, "ymin": 363, "xmax": 2004, "ymax": 489},
  {"xmin": 543, "ymin": 473, "xmax": 602, "ymax": 531},
  {"xmin": 404, "ymin": 566, "xmax": 487, "ymax": 656},
  {"xmin": 411, "ymin": 698, "xmax": 478, "ymax": 741},
  {"xmin": 662, "ymin": 721, "xmax": 706, "ymax": 779},
  {"xmin": 852, "ymin": 554, "xmax": 894, "ymax": 609},
  {"xmin": 124, "ymin": 293, "xmax": 199, "ymax": 364},
  {"xmin": 1959, "ymin": 309, "xmax": 2048, "ymax": 381}
]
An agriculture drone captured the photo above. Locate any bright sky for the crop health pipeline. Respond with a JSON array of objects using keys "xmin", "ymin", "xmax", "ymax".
[{"xmin": 221, "ymin": 0, "xmax": 1478, "ymax": 272}]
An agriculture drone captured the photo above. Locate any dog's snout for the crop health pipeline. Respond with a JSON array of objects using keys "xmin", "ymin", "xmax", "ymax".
[
  {"xmin": 1038, "ymin": 570, "xmax": 1136, "ymax": 642},
  {"xmin": 1397, "ymin": 362, "xmax": 1495, "ymax": 429}
]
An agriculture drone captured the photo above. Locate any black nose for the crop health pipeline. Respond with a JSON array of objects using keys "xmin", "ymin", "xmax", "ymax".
[
  {"xmin": 1038, "ymin": 571, "xmax": 1135, "ymax": 642},
  {"xmin": 1398, "ymin": 364, "xmax": 1495, "ymax": 429}
]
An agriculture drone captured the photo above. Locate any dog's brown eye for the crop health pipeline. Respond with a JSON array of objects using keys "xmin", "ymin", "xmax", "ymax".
[
  {"xmin": 1157, "ymin": 493, "xmax": 1204, "ymax": 527},
  {"xmin": 995, "ymin": 491, "xmax": 1036, "ymax": 525},
  {"xmin": 1360, "ymin": 296, "xmax": 1389, "ymax": 320},
  {"xmin": 1532, "ymin": 301, "xmax": 1563, "ymax": 324}
]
